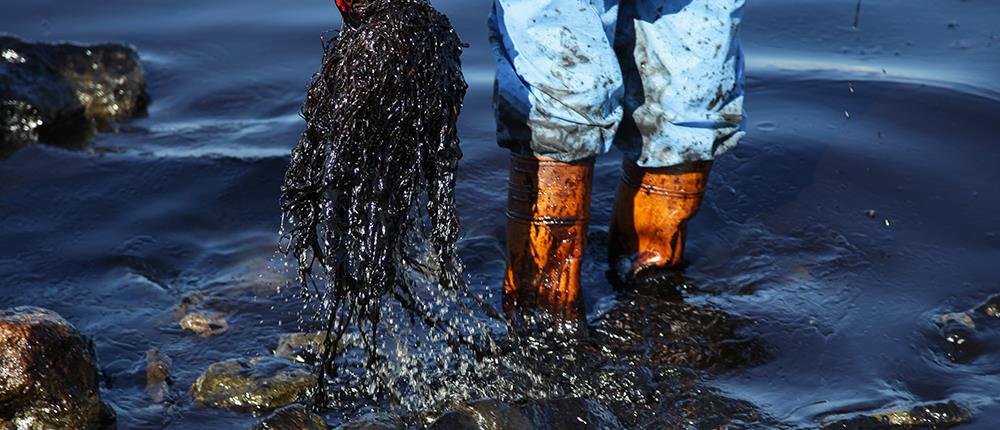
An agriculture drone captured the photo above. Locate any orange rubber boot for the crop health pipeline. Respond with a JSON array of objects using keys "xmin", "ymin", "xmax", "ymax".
[
  {"xmin": 503, "ymin": 153, "xmax": 594, "ymax": 320},
  {"xmin": 608, "ymin": 158, "xmax": 712, "ymax": 284}
]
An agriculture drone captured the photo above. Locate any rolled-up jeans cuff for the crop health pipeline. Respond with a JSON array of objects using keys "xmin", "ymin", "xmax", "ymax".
[
  {"xmin": 621, "ymin": 128, "xmax": 746, "ymax": 168},
  {"xmin": 498, "ymin": 120, "xmax": 615, "ymax": 164}
]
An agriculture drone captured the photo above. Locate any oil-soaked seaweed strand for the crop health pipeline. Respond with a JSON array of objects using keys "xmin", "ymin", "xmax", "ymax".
[{"xmin": 280, "ymin": 0, "xmax": 494, "ymax": 405}]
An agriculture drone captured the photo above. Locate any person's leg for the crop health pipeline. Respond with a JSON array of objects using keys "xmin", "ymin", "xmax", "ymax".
[
  {"xmin": 490, "ymin": 0, "xmax": 622, "ymax": 319},
  {"xmin": 610, "ymin": 0, "xmax": 746, "ymax": 284},
  {"xmin": 503, "ymin": 154, "xmax": 593, "ymax": 320},
  {"xmin": 490, "ymin": 0, "xmax": 623, "ymax": 161}
]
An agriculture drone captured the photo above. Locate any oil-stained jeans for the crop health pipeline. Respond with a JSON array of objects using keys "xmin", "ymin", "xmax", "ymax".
[{"xmin": 489, "ymin": 0, "xmax": 745, "ymax": 167}]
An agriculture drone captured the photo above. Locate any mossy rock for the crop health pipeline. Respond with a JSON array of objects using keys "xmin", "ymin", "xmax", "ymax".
[{"xmin": 191, "ymin": 356, "xmax": 315, "ymax": 413}]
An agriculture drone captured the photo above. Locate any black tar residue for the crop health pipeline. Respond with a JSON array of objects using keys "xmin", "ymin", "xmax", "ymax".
[{"xmin": 279, "ymin": 0, "xmax": 482, "ymax": 405}]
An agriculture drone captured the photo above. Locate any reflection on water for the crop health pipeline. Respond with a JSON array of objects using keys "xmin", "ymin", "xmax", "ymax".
[{"xmin": 1, "ymin": 0, "xmax": 999, "ymax": 428}]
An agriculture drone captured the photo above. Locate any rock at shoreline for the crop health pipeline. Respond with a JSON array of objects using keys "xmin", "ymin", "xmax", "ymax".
[
  {"xmin": 0, "ymin": 306, "xmax": 116, "ymax": 429},
  {"xmin": 191, "ymin": 356, "xmax": 315, "ymax": 413},
  {"xmin": 1, "ymin": 35, "xmax": 149, "ymax": 156},
  {"xmin": 250, "ymin": 404, "xmax": 327, "ymax": 430}
]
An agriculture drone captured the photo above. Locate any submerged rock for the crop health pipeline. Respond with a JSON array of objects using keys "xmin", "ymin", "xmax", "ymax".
[
  {"xmin": 938, "ymin": 312, "xmax": 976, "ymax": 330},
  {"xmin": 821, "ymin": 401, "xmax": 972, "ymax": 429},
  {"xmin": 935, "ymin": 294, "xmax": 1000, "ymax": 363},
  {"xmin": 144, "ymin": 348, "xmax": 172, "ymax": 403},
  {"xmin": 179, "ymin": 311, "xmax": 229, "ymax": 337},
  {"xmin": 274, "ymin": 332, "xmax": 330, "ymax": 364},
  {"xmin": 0, "ymin": 35, "xmax": 149, "ymax": 156},
  {"xmin": 592, "ymin": 293, "xmax": 768, "ymax": 371},
  {"xmin": 191, "ymin": 356, "xmax": 315, "ymax": 413},
  {"xmin": 429, "ymin": 400, "xmax": 533, "ymax": 430},
  {"xmin": 0, "ymin": 100, "xmax": 42, "ymax": 157},
  {"xmin": 175, "ymin": 269, "xmax": 289, "ymax": 319},
  {"xmin": 938, "ymin": 316, "xmax": 982, "ymax": 363},
  {"xmin": 0, "ymin": 306, "xmax": 116, "ymax": 429},
  {"xmin": 520, "ymin": 398, "xmax": 624, "ymax": 430},
  {"xmin": 250, "ymin": 404, "xmax": 327, "ymax": 430},
  {"xmin": 975, "ymin": 294, "xmax": 1000, "ymax": 319},
  {"xmin": 536, "ymin": 294, "xmax": 770, "ymax": 428},
  {"xmin": 274, "ymin": 332, "xmax": 353, "ymax": 364},
  {"xmin": 429, "ymin": 398, "xmax": 623, "ymax": 430}
]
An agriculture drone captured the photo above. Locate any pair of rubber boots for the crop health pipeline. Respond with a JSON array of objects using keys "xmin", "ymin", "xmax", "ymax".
[{"xmin": 503, "ymin": 153, "xmax": 711, "ymax": 320}]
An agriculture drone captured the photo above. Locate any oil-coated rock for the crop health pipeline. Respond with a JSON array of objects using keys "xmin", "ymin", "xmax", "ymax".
[
  {"xmin": 0, "ymin": 35, "xmax": 149, "ymax": 157},
  {"xmin": 191, "ymin": 356, "xmax": 315, "ymax": 413},
  {"xmin": 0, "ymin": 306, "xmax": 115, "ymax": 430}
]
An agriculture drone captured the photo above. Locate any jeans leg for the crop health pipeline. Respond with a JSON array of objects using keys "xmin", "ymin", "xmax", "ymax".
[
  {"xmin": 615, "ymin": 0, "xmax": 746, "ymax": 168},
  {"xmin": 490, "ymin": 0, "xmax": 624, "ymax": 163}
]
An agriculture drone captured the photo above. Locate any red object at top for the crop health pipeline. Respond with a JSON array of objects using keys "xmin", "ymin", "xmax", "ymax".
[{"xmin": 336, "ymin": 0, "xmax": 355, "ymax": 15}]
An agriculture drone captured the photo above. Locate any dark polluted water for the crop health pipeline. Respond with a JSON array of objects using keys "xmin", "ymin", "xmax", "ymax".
[{"xmin": 1, "ymin": 0, "xmax": 999, "ymax": 428}]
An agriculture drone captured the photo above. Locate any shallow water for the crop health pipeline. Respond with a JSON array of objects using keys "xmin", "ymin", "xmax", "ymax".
[{"xmin": 2, "ymin": 0, "xmax": 999, "ymax": 428}]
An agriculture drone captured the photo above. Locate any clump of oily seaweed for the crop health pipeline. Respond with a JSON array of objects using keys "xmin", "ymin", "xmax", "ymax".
[{"xmin": 280, "ymin": 0, "xmax": 494, "ymax": 405}]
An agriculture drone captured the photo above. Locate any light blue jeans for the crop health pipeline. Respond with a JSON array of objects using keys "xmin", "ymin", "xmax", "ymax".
[{"xmin": 489, "ymin": 0, "xmax": 745, "ymax": 167}]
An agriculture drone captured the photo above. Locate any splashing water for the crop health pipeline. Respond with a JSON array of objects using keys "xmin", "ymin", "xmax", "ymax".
[
  {"xmin": 279, "ymin": 0, "xmax": 508, "ymax": 408},
  {"xmin": 274, "ymin": 1, "xmax": 666, "ymax": 416}
]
